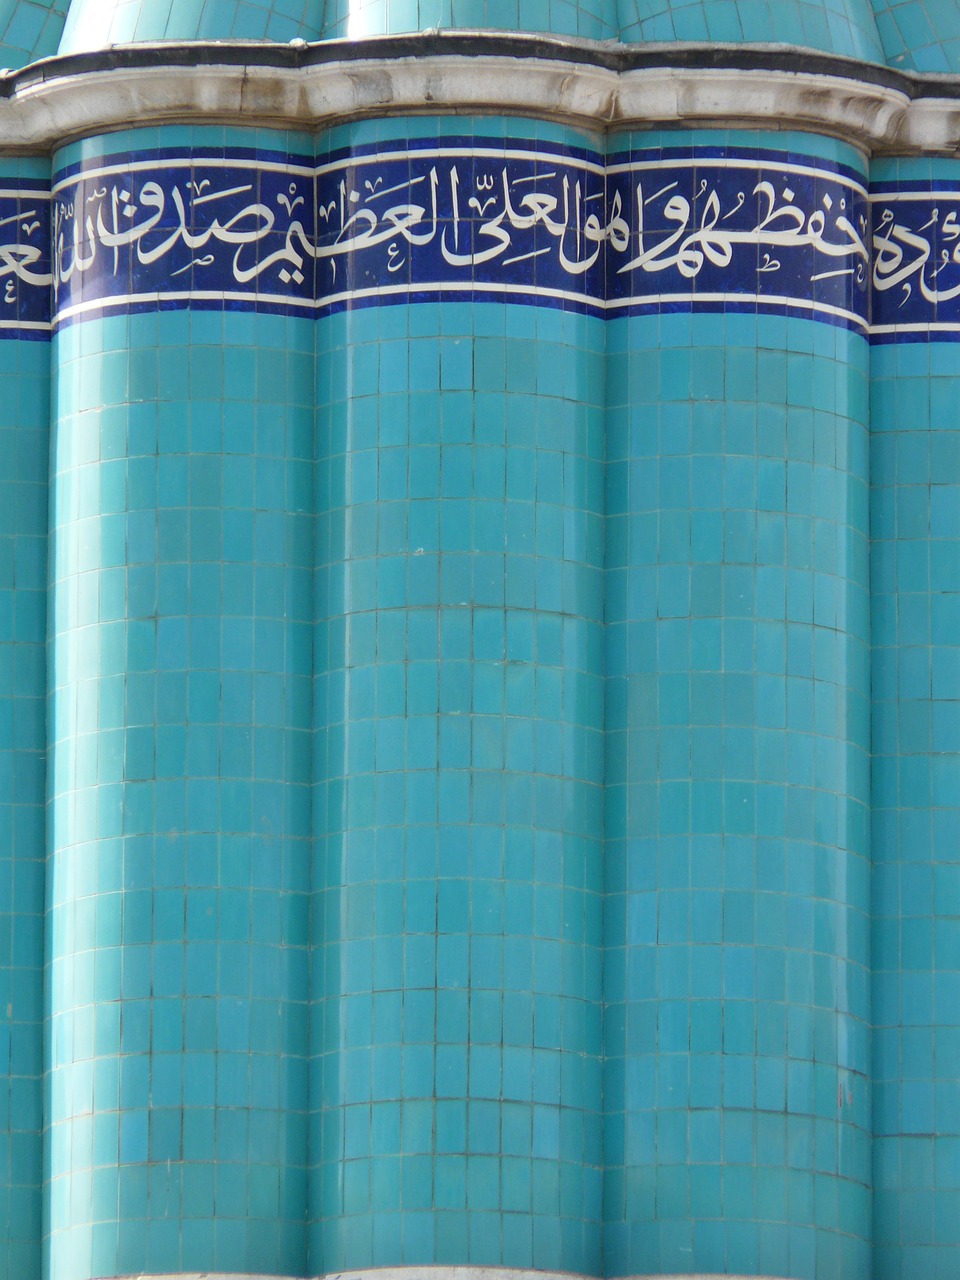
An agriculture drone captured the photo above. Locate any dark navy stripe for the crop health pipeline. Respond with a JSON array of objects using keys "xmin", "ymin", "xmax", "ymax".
[{"xmin": 21, "ymin": 142, "xmax": 955, "ymax": 343}]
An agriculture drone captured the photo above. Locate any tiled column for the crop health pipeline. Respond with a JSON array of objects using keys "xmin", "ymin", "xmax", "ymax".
[
  {"xmin": 603, "ymin": 132, "xmax": 873, "ymax": 1280},
  {"xmin": 310, "ymin": 116, "xmax": 605, "ymax": 1279},
  {"xmin": 45, "ymin": 127, "xmax": 313, "ymax": 1279},
  {"xmin": 0, "ymin": 159, "xmax": 50, "ymax": 1280},
  {"xmin": 870, "ymin": 158, "xmax": 960, "ymax": 1280}
]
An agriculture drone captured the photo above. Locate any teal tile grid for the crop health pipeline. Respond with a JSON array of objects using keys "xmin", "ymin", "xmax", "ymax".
[
  {"xmin": 45, "ymin": 157, "xmax": 314, "ymax": 1277},
  {"xmin": 311, "ymin": 286, "xmax": 606, "ymax": 1273},
  {"xmin": 616, "ymin": 0, "xmax": 885, "ymax": 58},
  {"xmin": 871, "ymin": 155, "xmax": 960, "ymax": 1280},
  {"xmin": 57, "ymin": 0, "xmax": 324, "ymax": 52},
  {"xmin": 0, "ymin": 0, "xmax": 66, "ymax": 65},
  {"xmin": 19, "ymin": 114, "xmax": 960, "ymax": 1280},
  {"xmin": 872, "ymin": 0, "xmax": 960, "ymax": 70},
  {"xmin": 603, "ymin": 298, "xmax": 872, "ymax": 1275},
  {"xmin": 318, "ymin": 0, "xmax": 615, "ymax": 41},
  {"xmin": 0, "ymin": 156, "xmax": 50, "ymax": 1279}
]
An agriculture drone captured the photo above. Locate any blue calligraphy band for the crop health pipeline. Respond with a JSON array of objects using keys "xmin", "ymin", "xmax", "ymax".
[
  {"xmin": 871, "ymin": 182, "xmax": 960, "ymax": 338},
  {"xmin": 0, "ymin": 180, "xmax": 52, "ymax": 338},
  {"xmin": 0, "ymin": 139, "xmax": 942, "ymax": 340}
]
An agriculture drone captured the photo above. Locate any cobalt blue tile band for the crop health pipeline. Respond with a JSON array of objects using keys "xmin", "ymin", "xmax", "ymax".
[
  {"xmin": 871, "ymin": 178, "xmax": 960, "ymax": 337},
  {"xmin": 17, "ymin": 135, "xmax": 960, "ymax": 342},
  {"xmin": 0, "ymin": 178, "xmax": 51, "ymax": 336},
  {"xmin": 49, "ymin": 140, "xmax": 872, "ymax": 332}
]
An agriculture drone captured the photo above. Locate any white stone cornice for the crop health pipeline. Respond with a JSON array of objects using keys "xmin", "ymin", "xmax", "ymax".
[
  {"xmin": 612, "ymin": 65, "xmax": 908, "ymax": 150},
  {"xmin": 0, "ymin": 36, "xmax": 958, "ymax": 155}
]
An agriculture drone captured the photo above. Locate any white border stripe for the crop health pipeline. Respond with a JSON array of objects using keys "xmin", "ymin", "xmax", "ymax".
[
  {"xmin": 52, "ymin": 149, "xmax": 867, "ymax": 192},
  {"xmin": 607, "ymin": 156, "xmax": 867, "ymax": 193},
  {"xmin": 101, "ymin": 1269, "xmax": 796, "ymax": 1280},
  {"xmin": 52, "ymin": 156, "xmax": 315, "ymax": 194},
  {"xmin": 316, "ymin": 146, "xmax": 605, "ymax": 177},
  {"xmin": 53, "ymin": 289, "xmax": 316, "ymax": 323},
  {"xmin": 869, "ymin": 189, "xmax": 959, "ymax": 201},
  {"xmin": 51, "ymin": 283, "xmax": 870, "ymax": 329}
]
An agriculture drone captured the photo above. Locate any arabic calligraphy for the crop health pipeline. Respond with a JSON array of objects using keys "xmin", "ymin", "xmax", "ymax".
[
  {"xmin": 606, "ymin": 160, "xmax": 868, "ymax": 322},
  {"xmin": 0, "ymin": 143, "xmax": 933, "ymax": 341},
  {"xmin": 871, "ymin": 188, "xmax": 960, "ymax": 334},
  {"xmin": 0, "ymin": 183, "xmax": 52, "ymax": 335},
  {"xmin": 52, "ymin": 161, "xmax": 316, "ymax": 319}
]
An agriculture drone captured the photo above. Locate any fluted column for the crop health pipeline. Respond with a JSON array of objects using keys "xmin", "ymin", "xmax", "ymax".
[
  {"xmin": 45, "ymin": 126, "xmax": 313, "ymax": 1280},
  {"xmin": 870, "ymin": 156, "xmax": 960, "ymax": 1280},
  {"xmin": 0, "ymin": 157, "xmax": 50, "ymax": 1280},
  {"xmin": 310, "ymin": 114, "xmax": 606, "ymax": 1279},
  {"xmin": 603, "ymin": 130, "xmax": 873, "ymax": 1280}
]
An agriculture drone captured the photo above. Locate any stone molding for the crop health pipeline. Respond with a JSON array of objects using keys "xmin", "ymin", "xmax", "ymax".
[{"xmin": 1, "ymin": 33, "xmax": 959, "ymax": 155}]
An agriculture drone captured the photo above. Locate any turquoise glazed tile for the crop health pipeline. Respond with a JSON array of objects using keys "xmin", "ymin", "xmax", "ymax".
[
  {"xmin": 0, "ymin": 177, "xmax": 49, "ymax": 1275},
  {"xmin": 872, "ymin": 0, "xmax": 960, "ymax": 70},
  {"xmin": 319, "ymin": 0, "xmax": 616, "ymax": 39},
  {"xmin": 311, "ymin": 184, "xmax": 606, "ymax": 1267},
  {"xmin": 58, "ymin": 0, "xmax": 324, "ymax": 52},
  {"xmin": 46, "ymin": 129, "xmax": 313, "ymax": 1280},
  {"xmin": 870, "ymin": 156, "xmax": 960, "ymax": 1280},
  {"xmin": 617, "ymin": 0, "xmax": 885, "ymax": 59},
  {"xmin": 19, "ymin": 101, "xmax": 960, "ymax": 1280},
  {"xmin": 0, "ymin": 0, "xmax": 66, "ymax": 65},
  {"xmin": 603, "ymin": 135, "xmax": 873, "ymax": 1270}
]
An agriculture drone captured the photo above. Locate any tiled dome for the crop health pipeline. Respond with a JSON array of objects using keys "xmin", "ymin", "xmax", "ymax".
[
  {"xmin": 872, "ymin": 0, "xmax": 960, "ymax": 70},
  {"xmin": 618, "ymin": 0, "xmax": 885, "ymax": 59},
  {"xmin": 58, "ymin": 0, "xmax": 323, "ymax": 54},
  {"xmin": 0, "ymin": 0, "xmax": 67, "ymax": 67},
  {"xmin": 319, "ymin": 0, "xmax": 616, "ymax": 39}
]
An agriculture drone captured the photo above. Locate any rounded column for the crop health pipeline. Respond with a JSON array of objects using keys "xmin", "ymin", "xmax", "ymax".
[
  {"xmin": 0, "ymin": 157, "xmax": 50, "ymax": 1280},
  {"xmin": 870, "ymin": 156, "xmax": 960, "ymax": 1280},
  {"xmin": 310, "ymin": 116, "xmax": 605, "ymax": 1277},
  {"xmin": 45, "ymin": 127, "xmax": 313, "ymax": 1279},
  {"xmin": 602, "ymin": 131, "xmax": 873, "ymax": 1279}
]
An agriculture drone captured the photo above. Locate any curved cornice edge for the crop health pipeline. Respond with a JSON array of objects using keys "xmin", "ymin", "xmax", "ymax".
[{"xmin": 1, "ymin": 34, "xmax": 958, "ymax": 155}]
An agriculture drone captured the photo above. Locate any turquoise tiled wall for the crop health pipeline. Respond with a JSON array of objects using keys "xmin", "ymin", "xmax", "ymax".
[
  {"xmin": 19, "ymin": 106, "xmax": 960, "ymax": 1280},
  {"xmin": 310, "ymin": 115, "xmax": 606, "ymax": 1270},
  {"xmin": 58, "ymin": 0, "xmax": 323, "ymax": 52},
  {"xmin": 0, "ymin": 0, "xmax": 66, "ymax": 65},
  {"xmin": 871, "ymin": 157, "xmax": 960, "ymax": 1280},
  {"xmin": 318, "ymin": 0, "xmax": 615, "ymax": 40},
  {"xmin": 603, "ymin": 130, "xmax": 873, "ymax": 1277},
  {"xmin": 616, "ymin": 0, "xmax": 884, "ymax": 58},
  {"xmin": 46, "ymin": 127, "xmax": 315, "ymax": 1280},
  {"xmin": 604, "ymin": 306, "xmax": 873, "ymax": 1278},
  {"xmin": 872, "ymin": 0, "xmax": 960, "ymax": 71},
  {"xmin": 0, "ymin": 157, "xmax": 49, "ymax": 1280}
]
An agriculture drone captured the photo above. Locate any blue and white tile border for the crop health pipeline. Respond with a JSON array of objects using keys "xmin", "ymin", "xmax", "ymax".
[{"xmin": 0, "ymin": 141, "xmax": 954, "ymax": 340}]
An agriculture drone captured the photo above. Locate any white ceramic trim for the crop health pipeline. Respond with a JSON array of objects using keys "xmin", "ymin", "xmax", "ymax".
[{"xmin": 0, "ymin": 45, "xmax": 957, "ymax": 155}]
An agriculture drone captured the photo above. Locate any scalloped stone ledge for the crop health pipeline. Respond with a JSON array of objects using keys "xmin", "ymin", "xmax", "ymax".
[{"xmin": 0, "ymin": 34, "xmax": 958, "ymax": 154}]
